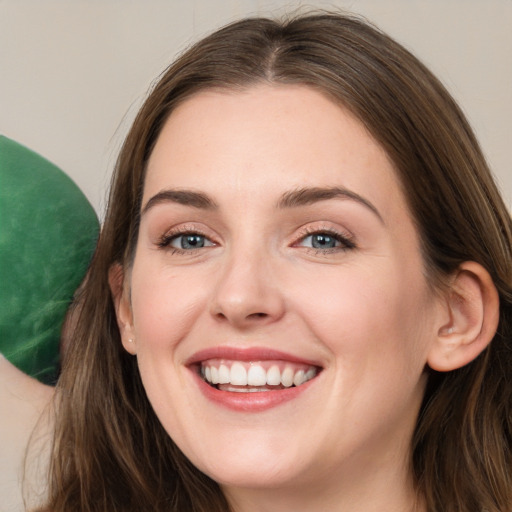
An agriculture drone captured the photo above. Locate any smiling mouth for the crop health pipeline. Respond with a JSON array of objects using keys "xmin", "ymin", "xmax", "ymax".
[{"xmin": 199, "ymin": 359, "xmax": 320, "ymax": 392}]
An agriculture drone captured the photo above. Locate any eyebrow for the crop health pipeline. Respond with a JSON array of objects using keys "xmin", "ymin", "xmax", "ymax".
[
  {"xmin": 141, "ymin": 189, "xmax": 218, "ymax": 216},
  {"xmin": 141, "ymin": 186, "xmax": 383, "ymax": 223},
  {"xmin": 276, "ymin": 186, "xmax": 383, "ymax": 223}
]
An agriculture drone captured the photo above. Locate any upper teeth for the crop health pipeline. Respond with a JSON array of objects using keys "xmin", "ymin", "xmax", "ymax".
[{"xmin": 201, "ymin": 360, "xmax": 318, "ymax": 388}]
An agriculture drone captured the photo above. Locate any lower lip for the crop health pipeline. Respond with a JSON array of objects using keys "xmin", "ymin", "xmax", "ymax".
[{"xmin": 191, "ymin": 370, "xmax": 317, "ymax": 412}]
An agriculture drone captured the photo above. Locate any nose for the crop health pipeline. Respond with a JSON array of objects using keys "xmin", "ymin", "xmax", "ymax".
[{"xmin": 209, "ymin": 248, "xmax": 286, "ymax": 328}]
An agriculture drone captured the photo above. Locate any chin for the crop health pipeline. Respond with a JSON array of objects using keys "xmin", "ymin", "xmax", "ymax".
[
  {"xmin": 202, "ymin": 459, "xmax": 305, "ymax": 491},
  {"xmin": 178, "ymin": 428, "xmax": 320, "ymax": 492}
]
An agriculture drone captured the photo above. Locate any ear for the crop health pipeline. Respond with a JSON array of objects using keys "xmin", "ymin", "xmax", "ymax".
[
  {"xmin": 427, "ymin": 261, "xmax": 499, "ymax": 372},
  {"xmin": 108, "ymin": 263, "xmax": 137, "ymax": 355}
]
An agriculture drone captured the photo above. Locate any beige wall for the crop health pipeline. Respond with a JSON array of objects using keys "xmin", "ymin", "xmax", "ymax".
[{"xmin": 1, "ymin": 0, "xmax": 510, "ymax": 214}]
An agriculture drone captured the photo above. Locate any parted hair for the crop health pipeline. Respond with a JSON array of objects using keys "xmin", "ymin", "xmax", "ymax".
[{"xmin": 35, "ymin": 12, "xmax": 512, "ymax": 512}]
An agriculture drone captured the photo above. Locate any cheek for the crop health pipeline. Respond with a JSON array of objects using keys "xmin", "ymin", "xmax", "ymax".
[
  {"xmin": 289, "ymin": 260, "xmax": 434, "ymax": 370},
  {"xmin": 127, "ymin": 266, "xmax": 198, "ymax": 438},
  {"xmin": 130, "ymin": 263, "xmax": 206, "ymax": 345}
]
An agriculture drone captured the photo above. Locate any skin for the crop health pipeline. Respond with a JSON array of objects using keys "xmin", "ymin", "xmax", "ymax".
[
  {"xmin": 115, "ymin": 84, "xmax": 454, "ymax": 512},
  {"xmin": 0, "ymin": 356, "xmax": 54, "ymax": 510}
]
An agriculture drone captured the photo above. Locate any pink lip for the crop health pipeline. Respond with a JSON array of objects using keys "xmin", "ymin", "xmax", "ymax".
[
  {"xmin": 186, "ymin": 346, "xmax": 321, "ymax": 366},
  {"xmin": 186, "ymin": 346, "xmax": 322, "ymax": 413},
  {"xmin": 191, "ymin": 371, "xmax": 317, "ymax": 412}
]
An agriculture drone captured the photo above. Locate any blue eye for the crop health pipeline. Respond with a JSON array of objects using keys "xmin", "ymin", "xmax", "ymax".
[
  {"xmin": 301, "ymin": 233, "xmax": 340, "ymax": 249},
  {"xmin": 167, "ymin": 233, "xmax": 214, "ymax": 250},
  {"xmin": 298, "ymin": 231, "xmax": 354, "ymax": 251}
]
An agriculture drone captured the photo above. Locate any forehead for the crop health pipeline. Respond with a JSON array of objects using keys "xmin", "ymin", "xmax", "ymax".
[{"xmin": 144, "ymin": 84, "xmax": 407, "ymax": 225}]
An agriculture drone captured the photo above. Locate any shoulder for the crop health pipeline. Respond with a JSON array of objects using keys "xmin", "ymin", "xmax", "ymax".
[{"xmin": 0, "ymin": 355, "xmax": 54, "ymax": 511}]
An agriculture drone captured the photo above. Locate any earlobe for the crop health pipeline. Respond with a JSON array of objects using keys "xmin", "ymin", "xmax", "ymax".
[
  {"xmin": 427, "ymin": 261, "xmax": 499, "ymax": 372},
  {"xmin": 108, "ymin": 263, "xmax": 137, "ymax": 355}
]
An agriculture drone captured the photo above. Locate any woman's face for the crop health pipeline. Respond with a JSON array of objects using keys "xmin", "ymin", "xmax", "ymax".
[{"xmin": 117, "ymin": 85, "xmax": 445, "ymax": 495}]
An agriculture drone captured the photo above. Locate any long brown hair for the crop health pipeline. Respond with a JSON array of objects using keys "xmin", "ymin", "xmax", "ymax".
[{"xmin": 36, "ymin": 12, "xmax": 512, "ymax": 512}]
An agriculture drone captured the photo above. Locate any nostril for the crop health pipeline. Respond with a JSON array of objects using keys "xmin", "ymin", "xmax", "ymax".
[
  {"xmin": 210, "ymin": 292, "xmax": 285, "ymax": 324},
  {"xmin": 250, "ymin": 312, "xmax": 268, "ymax": 319},
  {"xmin": 213, "ymin": 310, "xmax": 270, "ymax": 324}
]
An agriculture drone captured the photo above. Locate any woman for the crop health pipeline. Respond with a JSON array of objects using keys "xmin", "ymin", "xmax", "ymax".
[{"xmin": 36, "ymin": 12, "xmax": 512, "ymax": 512}]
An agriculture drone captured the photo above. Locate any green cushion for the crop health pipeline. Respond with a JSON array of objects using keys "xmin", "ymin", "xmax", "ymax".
[{"xmin": 0, "ymin": 136, "xmax": 99, "ymax": 384}]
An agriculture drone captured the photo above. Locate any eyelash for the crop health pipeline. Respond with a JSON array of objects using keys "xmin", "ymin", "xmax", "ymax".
[
  {"xmin": 157, "ymin": 227, "xmax": 214, "ymax": 255},
  {"xmin": 294, "ymin": 227, "xmax": 356, "ymax": 254},
  {"xmin": 156, "ymin": 226, "xmax": 356, "ymax": 255}
]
